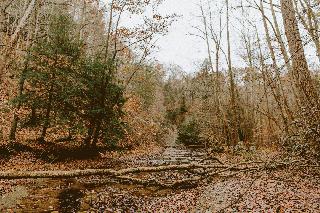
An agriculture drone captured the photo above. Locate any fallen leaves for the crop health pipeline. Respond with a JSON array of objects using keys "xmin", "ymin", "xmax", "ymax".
[{"xmin": 0, "ymin": 141, "xmax": 319, "ymax": 212}]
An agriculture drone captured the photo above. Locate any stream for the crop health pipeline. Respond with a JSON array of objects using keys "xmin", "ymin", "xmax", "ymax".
[
  {"xmin": 1, "ymin": 129, "xmax": 209, "ymax": 212},
  {"xmin": 134, "ymin": 128, "xmax": 206, "ymax": 166}
]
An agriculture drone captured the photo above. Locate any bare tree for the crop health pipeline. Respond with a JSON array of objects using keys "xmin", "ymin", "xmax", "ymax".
[
  {"xmin": 200, "ymin": 4, "xmax": 214, "ymax": 73},
  {"xmin": 293, "ymin": 0, "xmax": 320, "ymax": 62},
  {"xmin": 269, "ymin": 0, "xmax": 292, "ymax": 70},
  {"xmin": 226, "ymin": 0, "xmax": 239, "ymax": 145},
  {"xmin": 281, "ymin": 0, "xmax": 319, "ymax": 107}
]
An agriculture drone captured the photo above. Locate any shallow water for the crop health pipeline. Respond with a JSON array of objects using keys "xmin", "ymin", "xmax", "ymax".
[{"xmin": 2, "ymin": 129, "xmax": 208, "ymax": 212}]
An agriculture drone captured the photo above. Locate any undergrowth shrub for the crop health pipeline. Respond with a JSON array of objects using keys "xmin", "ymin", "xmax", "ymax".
[
  {"xmin": 177, "ymin": 120, "xmax": 202, "ymax": 145},
  {"xmin": 284, "ymin": 107, "xmax": 320, "ymax": 160}
]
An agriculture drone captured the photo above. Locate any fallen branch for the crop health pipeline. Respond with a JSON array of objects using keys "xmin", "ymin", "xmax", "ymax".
[
  {"xmin": 217, "ymin": 174, "xmax": 263, "ymax": 212},
  {"xmin": 116, "ymin": 175, "xmax": 201, "ymax": 188},
  {"xmin": 200, "ymin": 155, "xmax": 224, "ymax": 165},
  {"xmin": 0, "ymin": 169, "xmax": 115, "ymax": 179}
]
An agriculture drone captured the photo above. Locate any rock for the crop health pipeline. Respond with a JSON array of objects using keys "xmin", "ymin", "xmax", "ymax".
[
  {"xmin": 0, "ymin": 186, "xmax": 28, "ymax": 209},
  {"xmin": 17, "ymin": 204, "xmax": 26, "ymax": 209},
  {"xmin": 234, "ymin": 141, "xmax": 246, "ymax": 153},
  {"xmin": 249, "ymin": 146, "xmax": 256, "ymax": 152}
]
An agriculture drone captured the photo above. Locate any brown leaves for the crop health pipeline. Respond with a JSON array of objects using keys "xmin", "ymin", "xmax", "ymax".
[{"xmin": 119, "ymin": 95, "xmax": 166, "ymax": 149}]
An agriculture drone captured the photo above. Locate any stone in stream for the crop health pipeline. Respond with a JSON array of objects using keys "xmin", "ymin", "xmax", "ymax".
[{"xmin": 0, "ymin": 186, "xmax": 28, "ymax": 210}]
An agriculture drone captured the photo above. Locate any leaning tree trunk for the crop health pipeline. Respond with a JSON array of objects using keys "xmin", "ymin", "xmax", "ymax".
[
  {"xmin": 293, "ymin": 0, "xmax": 320, "ymax": 63},
  {"xmin": 10, "ymin": 0, "xmax": 36, "ymax": 45},
  {"xmin": 260, "ymin": 0, "xmax": 292, "ymax": 134},
  {"xmin": 280, "ymin": 0, "xmax": 319, "ymax": 109},
  {"xmin": 269, "ymin": 0, "xmax": 291, "ymax": 70},
  {"xmin": 281, "ymin": 0, "xmax": 320, "ymax": 149}
]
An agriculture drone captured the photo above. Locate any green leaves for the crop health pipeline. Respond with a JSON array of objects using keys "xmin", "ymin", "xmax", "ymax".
[
  {"xmin": 178, "ymin": 120, "xmax": 202, "ymax": 146},
  {"xmin": 12, "ymin": 14, "xmax": 126, "ymax": 146}
]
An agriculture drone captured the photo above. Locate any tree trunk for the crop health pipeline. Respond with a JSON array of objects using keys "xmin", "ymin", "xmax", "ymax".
[
  {"xmin": 104, "ymin": 0, "xmax": 114, "ymax": 62},
  {"xmin": 260, "ymin": 0, "xmax": 293, "ymax": 133},
  {"xmin": 10, "ymin": 0, "xmax": 36, "ymax": 45},
  {"xmin": 9, "ymin": 65, "xmax": 28, "ymax": 141},
  {"xmin": 200, "ymin": 5, "xmax": 214, "ymax": 73},
  {"xmin": 84, "ymin": 122, "xmax": 94, "ymax": 147},
  {"xmin": 92, "ymin": 122, "xmax": 101, "ymax": 147},
  {"xmin": 269, "ymin": 0, "xmax": 291, "ymax": 70},
  {"xmin": 40, "ymin": 89, "xmax": 53, "ymax": 142},
  {"xmin": 226, "ymin": 0, "xmax": 239, "ymax": 146},
  {"xmin": 0, "ymin": 164, "xmax": 214, "ymax": 179},
  {"xmin": 257, "ymin": 29, "xmax": 275, "ymax": 141},
  {"xmin": 293, "ymin": 0, "xmax": 320, "ymax": 62},
  {"xmin": 281, "ymin": 0, "xmax": 319, "ymax": 108}
]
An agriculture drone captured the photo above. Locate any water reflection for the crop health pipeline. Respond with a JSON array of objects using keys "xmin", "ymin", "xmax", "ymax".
[{"xmin": 58, "ymin": 186, "xmax": 84, "ymax": 213}]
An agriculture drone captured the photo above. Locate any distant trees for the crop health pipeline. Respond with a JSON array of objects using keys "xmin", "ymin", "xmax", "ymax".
[
  {"xmin": 186, "ymin": 0, "xmax": 250, "ymax": 148},
  {"xmin": 170, "ymin": 0, "xmax": 320, "ymax": 156}
]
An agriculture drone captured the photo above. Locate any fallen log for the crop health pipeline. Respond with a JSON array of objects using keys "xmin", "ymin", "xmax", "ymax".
[
  {"xmin": 0, "ymin": 163, "xmax": 226, "ymax": 180},
  {"xmin": 0, "ymin": 169, "xmax": 115, "ymax": 179},
  {"xmin": 0, "ymin": 160, "xmax": 306, "ymax": 188}
]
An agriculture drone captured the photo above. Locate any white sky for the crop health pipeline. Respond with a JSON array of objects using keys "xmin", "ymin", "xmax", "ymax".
[
  {"xmin": 153, "ymin": 0, "xmax": 209, "ymax": 73},
  {"xmin": 152, "ymin": 0, "xmax": 259, "ymax": 73},
  {"xmin": 105, "ymin": 0, "xmax": 319, "ymax": 73},
  {"xmin": 153, "ymin": 0, "xmax": 319, "ymax": 72}
]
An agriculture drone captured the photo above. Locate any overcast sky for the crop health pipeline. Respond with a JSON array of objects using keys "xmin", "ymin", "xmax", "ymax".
[
  {"xmin": 150, "ymin": 0, "xmax": 254, "ymax": 73},
  {"xmin": 155, "ymin": 0, "xmax": 319, "ymax": 72},
  {"xmin": 153, "ymin": 0, "xmax": 209, "ymax": 73},
  {"xmin": 110, "ymin": 0, "xmax": 319, "ymax": 73}
]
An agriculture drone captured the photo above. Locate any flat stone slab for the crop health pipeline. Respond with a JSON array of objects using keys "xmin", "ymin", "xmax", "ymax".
[{"xmin": 0, "ymin": 185, "xmax": 28, "ymax": 209}]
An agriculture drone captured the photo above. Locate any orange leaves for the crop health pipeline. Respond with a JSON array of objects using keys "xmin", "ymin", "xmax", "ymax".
[
  {"xmin": 116, "ymin": 27, "xmax": 135, "ymax": 38},
  {"xmin": 36, "ymin": 54, "xmax": 72, "ymax": 70},
  {"xmin": 119, "ymin": 95, "xmax": 166, "ymax": 149},
  {"xmin": 123, "ymin": 95, "xmax": 143, "ymax": 115},
  {"xmin": 152, "ymin": 14, "xmax": 162, "ymax": 20}
]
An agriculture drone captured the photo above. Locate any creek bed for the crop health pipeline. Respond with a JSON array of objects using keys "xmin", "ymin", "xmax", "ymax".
[{"xmin": 0, "ymin": 136, "xmax": 209, "ymax": 212}]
